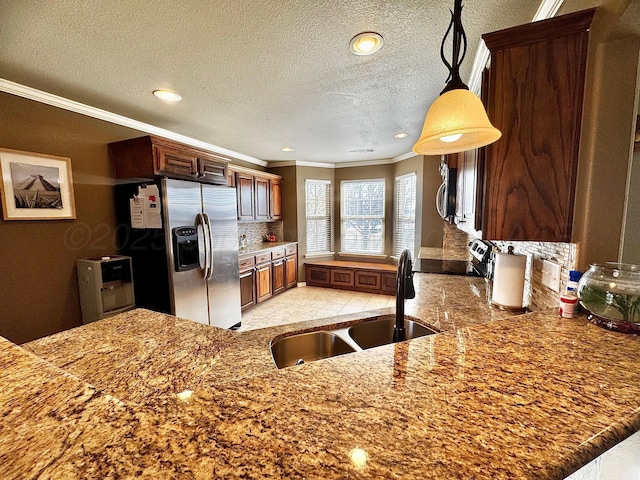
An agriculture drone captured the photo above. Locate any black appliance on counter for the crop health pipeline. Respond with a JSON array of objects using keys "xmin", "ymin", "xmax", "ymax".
[{"xmin": 412, "ymin": 238, "xmax": 494, "ymax": 277}]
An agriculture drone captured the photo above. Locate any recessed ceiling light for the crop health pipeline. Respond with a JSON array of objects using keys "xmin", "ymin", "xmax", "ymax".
[
  {"xmin": 153, "ymin": 89, "xmax": 182, "ymax": 102},
  {"xmin": 394, "ymin": 132, "xmax": 409, "ymax": 139},
  {"xmin": 280, "ymin": 147, "xmax": 295, "ymax": 152},
  {"xmin": 350, "ymin": 32, "xmax": 384, "ymax": 56}
]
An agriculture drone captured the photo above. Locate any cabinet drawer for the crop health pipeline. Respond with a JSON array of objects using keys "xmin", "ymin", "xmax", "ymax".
[
  {"xmin": 238, "ymin": 255, "xmax": 255, "ymax": 271},
  {"xmin": 198, "ymin": 157, "xmax": 228, "ymax": 185},
  {"xmin": 255, "ymin": 252, "xmax": 272, "ymax": 265},
  {"xmin": 285, "ymin": 244, "xmax": 297, "ymax": 256},
  {"xmin": 154, "ymin": 146, "xmax": 198, "ymax": 177},
  {"xmin": 271, "ymin": 248, "xmax": 285, "ymax": 260}
]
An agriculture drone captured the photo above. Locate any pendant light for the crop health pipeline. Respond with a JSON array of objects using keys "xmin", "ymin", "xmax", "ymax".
[{"xmin": 412, "ymin": 0, "xmax": 501, "ymax": 155}]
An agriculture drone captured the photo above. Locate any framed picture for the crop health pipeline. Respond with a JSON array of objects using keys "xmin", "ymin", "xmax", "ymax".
[{"xmin": 0, "ymin": 148, "xmax": 76, "ymax": 220}]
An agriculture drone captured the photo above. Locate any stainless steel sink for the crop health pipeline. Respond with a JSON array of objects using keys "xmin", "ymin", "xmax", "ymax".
[
  {"xmin": 270, "ymin": 331, "xmax": 357, "ymax": 369},
  {"xmin": 348, "ymin": 318, "xmax": 437, "ymax": 350}
]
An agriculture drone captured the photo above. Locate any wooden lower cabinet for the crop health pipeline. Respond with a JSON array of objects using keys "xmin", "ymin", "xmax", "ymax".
[
  {"xmin": 255, "ymin": 263, "xmax": 272, "ymax": 303},
  {"xmin": 305, "ymin": 261, "xmax": 397, "ymax": 295},
  {"xmin": 239, "ymin": 243, "xmax": 297, "ymax": 313},
  {"xmin": 239, "ymin": 269, "xmax": 256, "ymax": 311},
  {"xmin": 355, "ymin": 271, "xmax": 381, "ymax": 290},
  {"xmin": 272, "ymin": 259, "xmax": 286, "ymax": 295},
  {"xmin": 285, "ymin": 255, "xmax": 297, "ymax": 289},
  {"xmin": 381, "ymin": 273, "xmax": 397, "ymax": 295},
  {"xmin": 331, "ymin": 269, "xmax": 355, "ymax": 288},
  {"xmin": 305, "ymin": 265, "xmax": 331, "ymax": 286}
]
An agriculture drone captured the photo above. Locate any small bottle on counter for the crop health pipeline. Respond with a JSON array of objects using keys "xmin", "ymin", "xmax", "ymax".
[
  {"xmin": 559, "ymin": 294, "xmax": 578, "ymax": 318},
  {"xmin": 559, "ymin": 270, "xmax": 582, "ymax": 318},
  {"xmin": 566, "ymin": 270, "xmax": 582, "ymax": 294}
]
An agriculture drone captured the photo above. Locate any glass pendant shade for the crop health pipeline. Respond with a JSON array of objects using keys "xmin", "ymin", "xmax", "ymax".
[{"xmin": 412, "ymin": 88, "xmax": 501, "ymax": 155}]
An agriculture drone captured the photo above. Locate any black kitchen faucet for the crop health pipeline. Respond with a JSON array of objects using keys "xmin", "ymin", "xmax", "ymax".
[{"xmin": 394, "ymin": 249, "xmax": 416, "ymax": 342}]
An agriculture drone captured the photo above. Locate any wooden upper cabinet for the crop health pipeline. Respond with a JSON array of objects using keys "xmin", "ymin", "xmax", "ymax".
[
  {"xmin": 269, "ymin": 177, "xmax": 282, "ymax": 221},
  {"xmin": 254, "ymin": 175, "xmax": 270, "ymax": 221},
  {"xmin": 481, "ymin": 9, "xmax": 595, "ymax": 242},
  {"xmin": 154, "ymin": 146, "xmax": 198, "ymax": 178},
  {"xmin": 228, "ymin": 166, "xmax": 283, "ymax": 222},
  {"xmin": 236, "ymin": 172, "xmax": 255, "ymax": 221},
  {"xmin": 109, "ymin": 135, "xmax": 229, "ymax": 185}
]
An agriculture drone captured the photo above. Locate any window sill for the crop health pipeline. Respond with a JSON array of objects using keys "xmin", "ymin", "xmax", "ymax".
[
  {"xmin": 337, "ymin": 252, "xmax": 388, "ymax": 260},
  {"xmin": 304, "ymin": 252, "xmax": 335, "ymax": 259}
]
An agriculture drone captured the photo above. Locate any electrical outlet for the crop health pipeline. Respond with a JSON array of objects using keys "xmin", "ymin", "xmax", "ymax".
[{"xmin": 541, "ymin": 259, "xmax": 561, "ymax": 292}]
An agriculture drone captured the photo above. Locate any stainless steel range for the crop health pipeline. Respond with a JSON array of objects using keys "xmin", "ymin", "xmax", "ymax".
[{"xmin": 468, "ymin": 238, "xmax": 495, "ymax": 278}]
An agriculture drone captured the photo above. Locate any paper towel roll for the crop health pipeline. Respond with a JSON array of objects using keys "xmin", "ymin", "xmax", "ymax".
[{"xmin": 491, "ymin": 250, "xmax": 526, "ymax": 309}]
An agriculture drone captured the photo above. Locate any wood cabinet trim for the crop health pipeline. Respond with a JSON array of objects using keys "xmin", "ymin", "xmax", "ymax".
[{"xmin": 482, "ymin": 8, "xmax": 595, "ymax": 51}]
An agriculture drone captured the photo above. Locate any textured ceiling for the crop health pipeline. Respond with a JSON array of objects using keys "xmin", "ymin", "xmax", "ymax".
[{"xmin": 0, "ymin": 0, "xmax": 604, "ymax": 164}]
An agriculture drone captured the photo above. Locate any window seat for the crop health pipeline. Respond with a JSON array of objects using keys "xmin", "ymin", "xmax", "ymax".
[{"xmin": 304, "ymin": 260, "xmax": 397, "ymax": 295}]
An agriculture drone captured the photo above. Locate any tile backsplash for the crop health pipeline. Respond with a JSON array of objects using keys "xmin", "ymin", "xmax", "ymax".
[
  {"xmin": 238, "ymin": 221, "xmax": 284, "ymax": 245},
  {"xmin": 442, "ymin": 223, "xmax": 580, "ymax": 312},
  {"xmin": 492, "ymin": 240, "xmax": 578, "ymax": 311}
]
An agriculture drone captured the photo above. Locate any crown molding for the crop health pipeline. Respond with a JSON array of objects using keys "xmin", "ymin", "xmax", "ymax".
[
  {"xmin": 268, "ymin": 160, "xmax": 336, "ymax": 169},
  {"xmin": 0, "ymin": 78, "xmax": 268, "ymax": 167}
]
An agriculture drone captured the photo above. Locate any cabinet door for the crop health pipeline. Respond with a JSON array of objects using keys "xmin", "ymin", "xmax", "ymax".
[
  {"xmin": 305, "ymin": 265, "xmax": 331, "ymax": 286},
  {"xmin": 236, "ymin": 172, "xmax": 255, "ymax": 221},
  {"xmin": 254, "ymin": 175, "xmax": 270, "ymax": 221},
  {"xmin": 198, "ymin": 157, "xmax": 228, "ymax": 185},
  {"xmin": 256, "ymin": 263, "xmax": 272, "ymax": 303},
  {"xmin": 269, "ymin": 177, "xmax": 282, "ymax": 221},
  {"xmin": 239, "ymin": 269, "xmax": 256, "ymax": 311},
  {"xmin": 272, "ymin": 260, "xmax": 285, "ymax": 295},
  {"xmin": 154, "ymin": 146, "xmax": 198, "ymax": 178},
  {"xmin": 285, "ymin": 255, "xmax": 297, "ymax": 289},
  {"xmin": 482, "ymin": 11, "xmax": 592, "ymax": 242},
  {"xmin": 227, "ymin": 170, "xmax": 236, "ymax": 187}
]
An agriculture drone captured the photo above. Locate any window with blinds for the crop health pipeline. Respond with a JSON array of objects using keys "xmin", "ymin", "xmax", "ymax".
[
  {"xmin": 341, "ymin": 179, "xmax": 385, "ymax": 254},
  {"xmin": 305, "ymin": 179, "xmax": 332, "ymax": 254},
  {"xmin": 393, "ymin": 173, "xmax": 416, "ymax": 258}
]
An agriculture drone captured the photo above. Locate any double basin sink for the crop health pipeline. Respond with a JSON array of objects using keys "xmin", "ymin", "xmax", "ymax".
[{"xmin": 270, "ymin": 316, "xmax": 437, "ymax": 369}]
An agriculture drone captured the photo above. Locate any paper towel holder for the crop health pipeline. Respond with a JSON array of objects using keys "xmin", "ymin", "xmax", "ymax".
[{"xmin": 490, "ymin": 245, "xmax": 528, "ymax": 313}]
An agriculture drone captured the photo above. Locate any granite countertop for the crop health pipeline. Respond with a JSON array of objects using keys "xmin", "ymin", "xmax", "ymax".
[
  {"xmin": 3, "ymin": 273, "xmax": 640, "ymax": 478},
  {"xmin": 238, "ymin": 241, "xmax": 296, "ymax": 257}
]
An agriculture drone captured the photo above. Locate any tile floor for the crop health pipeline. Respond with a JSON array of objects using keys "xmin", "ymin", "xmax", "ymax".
[{"xmin": 237, "ymin": 285, "xmax": 395, "ymax": 332}]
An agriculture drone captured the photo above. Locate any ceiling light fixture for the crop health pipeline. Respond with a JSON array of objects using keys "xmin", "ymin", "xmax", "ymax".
[
  {"xmin": 412, "ymin": 0, "xmax": 501, "ymax": 155},
  {"xmin": 394, "ymin": 132, "xmax": 409, "ymax": 139},
  {"xmin": 152, "ymin": 89, "xmax": 182, "ymax": 102},
  {"xmin": 350, "ymin": 32, "xmax": 384, "ymax": 56},
  {"xmin": 280, "ymin": 147, "xmax": 295, "ymax": 152}
]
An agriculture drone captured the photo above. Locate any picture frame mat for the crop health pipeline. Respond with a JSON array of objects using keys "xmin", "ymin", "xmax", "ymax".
[{"xmin": 0, "ymin": 148, "xmax": 76, "ymax": 220}]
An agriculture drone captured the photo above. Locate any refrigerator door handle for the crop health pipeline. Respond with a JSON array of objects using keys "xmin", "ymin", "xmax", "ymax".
[
  {"xmin": 203, "ymin": 213, "xmax": 215, "ymax": 280},
  {"xmin": 196, "ymin": 213, "xmax": 211, "ymax": 279}
]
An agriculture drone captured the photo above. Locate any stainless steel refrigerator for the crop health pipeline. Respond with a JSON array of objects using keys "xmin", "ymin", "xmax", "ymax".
[{"xmin": 115, "ymin": 178, "xmax": 241, "ymax": 329}]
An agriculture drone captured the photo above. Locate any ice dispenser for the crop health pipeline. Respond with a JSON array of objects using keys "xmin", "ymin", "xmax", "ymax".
[{"xmin": 77, "ymin": 255, "xmax": 135, "ymax": 324}]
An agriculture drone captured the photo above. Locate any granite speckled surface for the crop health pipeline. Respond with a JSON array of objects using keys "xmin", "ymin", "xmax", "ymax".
[
  {"xmin": 3, "ymin": 273, "xmax": 639, "ymax": 479},
  {"xmin": 238, "ymin": 241, "xmax": 296, "ymax": 257}
]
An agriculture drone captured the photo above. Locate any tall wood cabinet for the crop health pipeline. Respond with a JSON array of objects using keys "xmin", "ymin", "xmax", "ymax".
[{"xmin": 480, "ymin": 9, "xmax": 595, "ymax": 242}]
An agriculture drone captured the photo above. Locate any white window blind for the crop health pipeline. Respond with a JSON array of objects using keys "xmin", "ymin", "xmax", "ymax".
[
  {"xmin": 305, "ymin": 179, "xmax": 332, "ymax": 254},
  {"xmin": 341, "ymin": 179, "xmax": 385, "ymax": 254},
  {"xmin": 394, "ymin": 173, "xmax": 416, "ymax": 258}
]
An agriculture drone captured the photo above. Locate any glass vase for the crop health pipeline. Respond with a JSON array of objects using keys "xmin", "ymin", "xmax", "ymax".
[{"xmin": 577, "ymin": 263, "xmax": 640, "ymax": 334}]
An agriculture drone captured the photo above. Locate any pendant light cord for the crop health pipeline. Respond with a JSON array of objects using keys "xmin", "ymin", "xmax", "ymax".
[{"xmin": 440, "ymin": 0, "xmax": 469, "ymax": 94}]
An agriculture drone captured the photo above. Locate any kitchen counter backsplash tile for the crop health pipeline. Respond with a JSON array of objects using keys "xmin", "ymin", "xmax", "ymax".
[
  {"xmin": 238, "ymin": 221, "xmax": 283, "ymax": 246},
  {"xmin": 492, "ymin": 240, "xmax": 578, "ymax": 311},
  {"xmin": 7, "ymin": 271, "xmax": 640, "ymax": 479}
]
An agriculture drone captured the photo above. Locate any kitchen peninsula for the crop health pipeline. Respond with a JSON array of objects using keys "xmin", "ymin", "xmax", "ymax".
[{"xmin": 2, "ymin": 273, "xmax": 639, "ymax": 479}]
